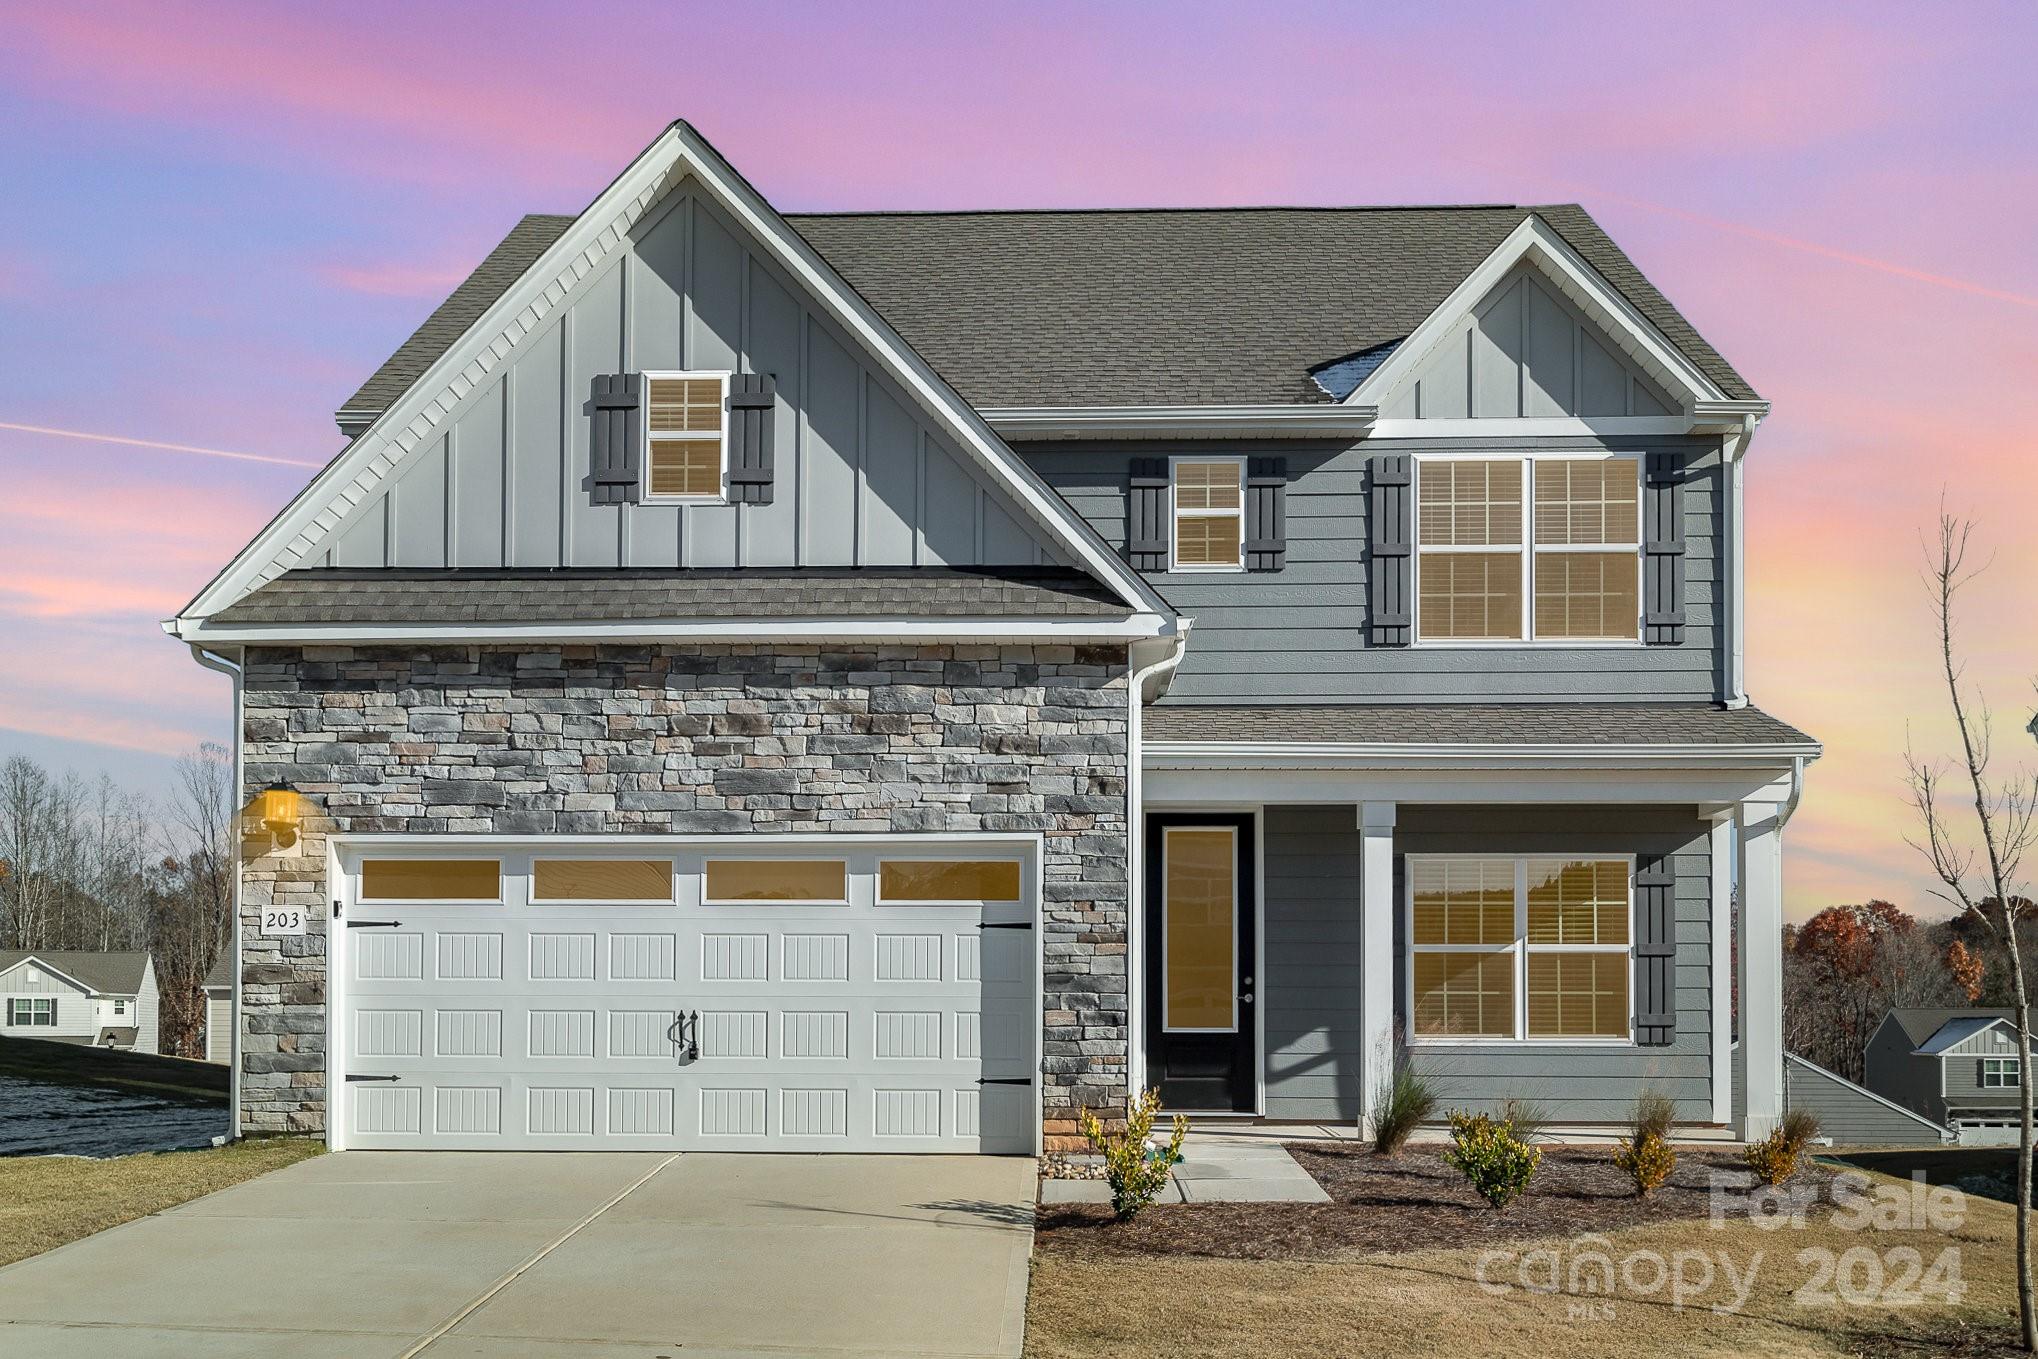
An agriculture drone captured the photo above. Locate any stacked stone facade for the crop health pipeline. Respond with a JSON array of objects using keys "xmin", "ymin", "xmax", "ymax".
[{"xmin": 237, "ymin": 643, "xmax": 1130, "ymax": 1148}]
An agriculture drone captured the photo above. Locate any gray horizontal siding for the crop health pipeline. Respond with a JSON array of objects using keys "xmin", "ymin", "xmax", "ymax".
[
  {"xmin": 1027, "ymin": 435, "xmax": 1724, "ymax": 704},
  {"xmin": 1255, "ymin": 804, "xmax": 1717, "ymax": 1125},
  {"xmin": 1786, "ymin": 1056, "xmax": 1947, "ymax": 1146},
  {"xmin": 1393, "ymin": 806, "xmax": 1713, "ymax": 1124},
  {"xmin": 1262, "ymin": 806, "xmax": 1364, "ymax": 1122},
  {"xmin": 316, "ymin": 188, "xmax": 1061, "ymax": 572}
]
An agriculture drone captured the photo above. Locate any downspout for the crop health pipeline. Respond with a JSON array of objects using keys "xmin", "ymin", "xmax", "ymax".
[
  {"xmin": 1124, "ymin": 621, "xmax": 1191, "ymax": 1099},
  {"xmin": 1721, "ymin": 413, "xmax": 1759, "ymax": 709},
  {"xmin": 186, "ymin": 642, "xmax": 244, "ymax": 1142}
]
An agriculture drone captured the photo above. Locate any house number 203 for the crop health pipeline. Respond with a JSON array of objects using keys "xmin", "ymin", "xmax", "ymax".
[{"xmin": 261, "ymin": 906, "xmax": 307, "ymax": 936}]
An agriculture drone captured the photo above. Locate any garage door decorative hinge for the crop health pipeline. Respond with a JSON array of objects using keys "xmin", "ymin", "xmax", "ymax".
[
  {"xmin": 345, "ymin": 1074, "xmax": 400, "ymax": 1083},
  {"xmin": 976, "ymin": 921, "xmax": 1033, "ymax": 931},
  {"xmin": 976, "ymin": 1076, "xmax": 1034, "ymax": 1086},
  {"xmin": 347, "ymin": 919, "xmax": 403, "ymax": 929}
]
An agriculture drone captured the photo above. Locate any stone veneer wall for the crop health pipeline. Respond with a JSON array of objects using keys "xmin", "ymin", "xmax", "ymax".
[{"xmin": 237, "ymin": 643, "xmax": 1130, "ymax": 1148}]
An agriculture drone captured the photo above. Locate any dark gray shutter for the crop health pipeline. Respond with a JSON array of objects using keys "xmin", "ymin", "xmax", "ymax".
[
  {"xmin": 1244, "ymin": 457, "xmax": 1287, "ymax": 572},
  {"xmin": 1634, "ymin": 854, "xmax": 1677, "ymax": 1046},
  {"xmin": 725, "ymin": 373, "xmax": 777, "ymax": 504},
  {"xmin": 1644, "ymin": 452, "xmax": 1686, "ymax": 645},
  {"xmin": 588, "ymin": 373, "xmax": 643, "ymax": 505},
  {"xmin": 1368, "ymin": 455, "xmax": 1413, "ymax": 645},
  {"xmin": 1127, "ymin": 458, "xmax": 1169, "ymax": 571}
]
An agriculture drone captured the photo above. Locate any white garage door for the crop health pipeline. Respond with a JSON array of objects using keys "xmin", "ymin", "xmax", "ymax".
[{"xmin": 333, "ymin": 841, "xmax": 1037, "ymax": 1153}]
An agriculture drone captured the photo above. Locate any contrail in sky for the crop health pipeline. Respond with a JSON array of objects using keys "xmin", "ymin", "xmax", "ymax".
[{"xmin": 0, "ymin": 421, "xmax": 326, "ymax": 469}]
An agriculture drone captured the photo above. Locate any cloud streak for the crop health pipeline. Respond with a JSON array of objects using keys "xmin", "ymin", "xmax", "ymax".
[{"xmin": 0, "ymin": 422, "xmax": 326, "ymax": 470}]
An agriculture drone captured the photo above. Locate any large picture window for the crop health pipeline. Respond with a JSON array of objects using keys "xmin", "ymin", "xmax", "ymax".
[
  {"xmin": 1415, "ymin": 456, "xmax": 1641, "ymax": 643},
  {"xmin": 1409, "ymin": 855, "xmax": 1633, "ymax": 1042}
]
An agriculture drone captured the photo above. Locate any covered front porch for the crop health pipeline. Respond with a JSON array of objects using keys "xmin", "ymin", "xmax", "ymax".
[{"xmin": 1131, "ymin": 703, "xmax": 1815, "ymax": 1141}]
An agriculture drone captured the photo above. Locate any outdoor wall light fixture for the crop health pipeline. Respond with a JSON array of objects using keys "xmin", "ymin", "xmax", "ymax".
[{"xmin": 253, "ymin": 784, "xmax": 305, "ymax": 849}]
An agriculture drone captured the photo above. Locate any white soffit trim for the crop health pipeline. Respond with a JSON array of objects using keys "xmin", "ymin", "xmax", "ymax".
[
  {"xmin": 169, "ymin": 614, "xmax": 1169, "ymax": 647},
  {"xmin": 1346, "ymin": 215, "xmax": 1731, "ymax": 414},
  {"xmin": 984, "ymin": 404, "xmax": 1379, "ymax": 440},
  {"xmin": 1142, "ymin": 739, "xmax": 1821, "ymax": 771},
  {"xmin": 178, "ymin": 121, "xmax": 1171, "ymax": 625}
]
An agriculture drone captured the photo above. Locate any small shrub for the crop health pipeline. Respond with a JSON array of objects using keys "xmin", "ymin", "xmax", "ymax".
[
  {"xmin": 1742, "ymin": 1107, "xmax": 1823, "ymax": 1187},
  {"xmin": 1371, "ymin": 1059, "xmax": 1438, "ymax": 1157},
  {"xmin": 1614, "ymin": 1091, "xmax": 1678, "ymax": 1196},
  {"xmin": 1442, "ymin": 1110, "xmax": 1542, "ymax": 1209},
  {"xmin": 1079, "ymin": 1088, "xmax": 1188, "ymax": 1221}
]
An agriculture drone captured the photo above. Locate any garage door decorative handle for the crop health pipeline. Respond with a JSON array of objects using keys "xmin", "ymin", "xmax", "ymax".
[
  {"xmin": 976, "ymin": 1076, "xmax": 1033, "ymax": 1086},
  {"xmin": 668, "ymin": 1011, "xmax": 699, "ymax": 1062}
]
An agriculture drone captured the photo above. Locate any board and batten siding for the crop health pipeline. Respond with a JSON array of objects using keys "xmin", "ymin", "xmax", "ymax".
[
  {"xmin": 1940, "ymin": 1026, "xmax": 2023, "ymax": 1109},
  {"xmin": 1257, "ymin": 805, "xmax": 1714, "ymax": 1125},
  {"xmin": 316, "ymin": 184, "xmax": 1063, "ymax": 572},
  {"xmin": 1393, "ymin": 806, "xmax": 1713, "ymax": 1123},
  {"xmin": 1025, "ymin": 434, "xmax": 1724, "ymax": 705},
  {"xmin": 0, "ymin": 963, "xmax": 100, "ymax": 1040}
]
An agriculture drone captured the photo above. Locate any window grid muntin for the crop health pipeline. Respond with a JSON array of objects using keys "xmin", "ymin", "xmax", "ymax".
[
  {"xmin": 642, "ymin": 370, "xmax": 729, "ymax": 503},
  {"xmin": 1412, "ymin": 454, "xmax": 1644, "ymax": 644},
  {"xmin": 1170, "ymin": 457, "xmax": 1246, "ymax": 572},
  {"xmin": 8, "ymin": 997, "xmax": 56, "ymax": 1026},
  {"xmin": 1407, "ymin": 854, "xmax": 1634, "ymax": 1043},
  {"xmin": 1983, "ymin": 1056, "xmax": 2022, "ymax": 1089}
]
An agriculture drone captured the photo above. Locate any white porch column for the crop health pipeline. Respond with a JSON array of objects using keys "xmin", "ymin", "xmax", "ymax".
[
  {"xmin": 1708, "ymin": 812, "xmax": 1735, "ymax": 1127},
  {"xmin": 1737, "ymin": 799, "xmax": 1787, "ymax": 1139},
  {"xmin": 1358, "ymin": 801, "xmax": 1397, "ymax": 1136}
]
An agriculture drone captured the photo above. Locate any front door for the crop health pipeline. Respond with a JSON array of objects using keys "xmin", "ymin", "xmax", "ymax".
[{"xmin": 1144, "ymin": 814, "xmax": 1255, "ymax": 1113}]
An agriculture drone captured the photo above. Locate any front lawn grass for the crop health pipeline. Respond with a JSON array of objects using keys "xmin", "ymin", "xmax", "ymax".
[
  {"xmin": 1028, "ymin": 1149, "xmax": 2022, "ymax": 1359},
  {"xmin": 0, "ymin": 1136, "xmax": 322, "ymax": 1269}
]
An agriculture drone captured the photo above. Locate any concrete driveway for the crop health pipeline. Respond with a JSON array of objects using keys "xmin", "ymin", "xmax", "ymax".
[{"xmin": 0, "ymin": 1151, "xmax": 1035, "ymax": 1358}]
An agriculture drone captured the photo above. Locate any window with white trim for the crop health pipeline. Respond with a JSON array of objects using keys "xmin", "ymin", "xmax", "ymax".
[
  {"xmin": 113, "ymin": 999, "xmax": 126, "ymax": 1016},
  {"xmin": 643, "ymin": 372, "xmax": 729, "ymax": 502},
  {"xmin": 1983, "ymin": 1056, "xmax": 2021, "ymax": 1089},
  {"xmin": 1408, "ymin": 856, "xmax": 1633, "ymax": 1041},
  {"xmin": 1170, "ymin": 458, "xmax": 1244, "ymax": 570},
  {"xmin": 7, "ymin": 997, "xmax": 56, "ymax": 1026},
  {"xmin": 1414, "ymin": 455, "xmax": 1641, "ymax": 642}
]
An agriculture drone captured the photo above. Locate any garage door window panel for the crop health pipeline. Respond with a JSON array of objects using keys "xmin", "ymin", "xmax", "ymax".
[
  {"xmin": 360, "ymin": 859, "xmax": 502, "ymax": 901},
  {"xmin": 878, "ymin": 859, "xmax": 1023, "ymax": 904},
  {"xmin": 704, "ymin": 859, "xmax": 849, "ymax": 904},
  {"xmin": 532, "ymin": 859, "xmax": 674, "ymax": 903}
]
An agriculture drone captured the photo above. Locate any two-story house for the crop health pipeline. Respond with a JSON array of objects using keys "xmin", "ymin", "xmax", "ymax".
[
  {"xmin": 167, "ymin": 122, "xmax": 1814, "ymax": 1153},
  {"xmin": 1865, "ymin": 1007, "xmax": 2030, "ymax": 1144}
]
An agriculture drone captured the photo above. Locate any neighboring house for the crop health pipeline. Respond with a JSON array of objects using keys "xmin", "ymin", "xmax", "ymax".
[
  {"xmin": 1865, "ymin": 1007, "xmax": 2034, "ymax": 1145},
  {"xmin": 166, "ymin": 121, "xmax": 1815, "ymax": 1154},
  {"xmin": 202, "ymin": 954, "xmax": 233, "ymax": 1064},
  {"xmin": 0, "ymin": 951, "xmax": 160, "ymax": 1052}
]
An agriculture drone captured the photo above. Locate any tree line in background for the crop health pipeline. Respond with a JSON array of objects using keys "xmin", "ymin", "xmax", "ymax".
[
  {"xmin": 1783, "ymin": 894, "xmax": 2029, "ymax": 1083},
  {"xmin": 0, "ymin": 747, "xmax": 234, "ymax": 1058}
]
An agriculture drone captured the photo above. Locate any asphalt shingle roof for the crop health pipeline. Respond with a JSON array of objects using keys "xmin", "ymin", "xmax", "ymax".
[
  {"xmin": 335, "ymin": 202, "xmax": 1755, "ymax": 426},
  {"xmin": 0, "ymin": 950, "xmax": 150, "ymax": 996},
  {"xmin": 1141, "ymin": 703, "xmax": 1816, "ymax": 748},
  {"xmin": 210, "ymin": 567, "xmax": 1132, "ymax": 626}
]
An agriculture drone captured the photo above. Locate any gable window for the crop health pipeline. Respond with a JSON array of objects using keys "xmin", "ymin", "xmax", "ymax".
[
  {"xmin": 7, "ymin": 997, "xmax": 56, "ymax": 1027},
  {"xmin": 1414, "ymin": 455, "xmax": 1641, "ymax": 643},
  {"xmin": 1983, "ymin": 1056, "xmax": 2021, "ymax": 1089},
  {"xmin": 1171, "ymin": 458, "xmax": 1245, "ymax": 571},
  {"xmin": 643, "ymin": 372, "xmax": 729, "ymax": 502},
  {"xmin": 1408, "ymin": 856, "xmax": 1633, "ymax": 1042}
]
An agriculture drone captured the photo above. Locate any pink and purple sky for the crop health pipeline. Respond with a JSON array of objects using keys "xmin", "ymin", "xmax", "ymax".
[{"xmin": 2, "ymin": 1, "xmax": 2034, "ymax": 920}]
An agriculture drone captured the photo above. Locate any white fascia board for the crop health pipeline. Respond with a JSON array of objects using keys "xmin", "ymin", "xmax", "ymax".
[
  {"xmin": 1347, "ymin": 215, "xmax": 1729, "ymax": 414},
  {"xmin": 1142, "ymin": 739, "xmax": 1820, "ymax": 771},
  {"xmin": 1144, "ymin": 764, "xmax": 1799, "ymax": 807},
  {"xmin": 172, "ymin": 613, "xmax": 1172, "ymax": 647},
  {"xmin": 179, "ymin": 122, "xmax": 1170, "ymax": 626},
  {"xmin": 985, "ymin": 405, "xmax": 1378, "ymax": 440}
]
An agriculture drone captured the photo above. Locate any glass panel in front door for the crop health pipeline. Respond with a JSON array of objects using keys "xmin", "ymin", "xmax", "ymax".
[{"xmin": 1164, "ymin": 827, "xmax": 1237, "ymax": 1031}]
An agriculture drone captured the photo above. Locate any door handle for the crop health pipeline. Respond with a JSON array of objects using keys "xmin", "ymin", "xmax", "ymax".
[{"xmin": 684, "ymin": 1009, "xmax": 700, "ymax": 1062}]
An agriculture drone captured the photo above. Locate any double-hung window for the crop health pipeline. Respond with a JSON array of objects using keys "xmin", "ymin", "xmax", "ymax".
[
  {"xmin": 1409, "ymin": 856, "xmax": 1633, "ymax": 1041},
  {"xmin": 7, "ymin": 997, "xmax": 56, "ymax": 1026},
  {"xmin": 1983, "ymin": 1056, "xmax": 2021, "ymax": 1089},
  {"xmin": 1414, "ymin": 455, "xmax": 1641, "ymax": 642},
  {"xmin": 1170, "ymin": 458, "xmax": 1245, "ymax": 571},
  {"xmin": 643, "ymin": 372, "xmax": 729, "ymax": 502}
]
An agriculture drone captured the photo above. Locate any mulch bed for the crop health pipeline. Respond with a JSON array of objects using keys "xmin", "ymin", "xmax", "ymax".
[{"xmin": 1035, "ymin": 1141, "xmax": 1839, "ymax": 1262}]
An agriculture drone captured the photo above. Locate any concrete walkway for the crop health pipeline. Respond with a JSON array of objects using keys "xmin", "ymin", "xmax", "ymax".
[
  {"xmin": 1040, "ymin": 1130, "xmax": 1329, "ymax": 1204},
  {"xmin": 0, "ymin": 1151, "xmax": 1035, "ymax": 1358}
]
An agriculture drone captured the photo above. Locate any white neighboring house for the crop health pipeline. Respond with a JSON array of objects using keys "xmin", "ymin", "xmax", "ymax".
[
  {"xmin": 0, "ymin": 951, "xmax": 160, "ymax": 1053},
  {"xmin": 201, "ymin": 954, "xmax": 233, "ymax": 1064}
]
